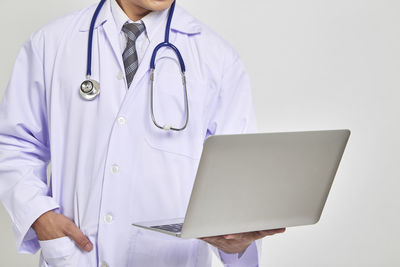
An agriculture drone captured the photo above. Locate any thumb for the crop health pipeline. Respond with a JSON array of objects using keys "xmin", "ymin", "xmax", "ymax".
[{"xmin": 64, "ymin": 221, "xmax": 93, "ymax": 252}]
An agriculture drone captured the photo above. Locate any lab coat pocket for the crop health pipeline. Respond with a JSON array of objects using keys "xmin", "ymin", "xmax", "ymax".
[
  {"xmin": 39, "ymin": 236, "xmax": 77, "ymax": 267},
  {"xmin": 129, "ymin": 230, "xmax": 198, "ymax": 267},
  {"xmin": 145, "ymin": 69, "xmax": 208, "ymax": 160}
]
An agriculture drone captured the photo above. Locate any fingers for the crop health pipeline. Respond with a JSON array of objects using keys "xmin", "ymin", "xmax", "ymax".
[
  {"xmin": 200, "ymin": 228, "xmax": 286, "ymax": 254},
  {"xmin": 201, "ymin": 228, "xmax": 286, "ymax": 245},
  {"xmin": 200, "ymin": 236, "xmax": 218, "ymax": 245},
  {"xmin": 224, "ymin": 234, "xmax": 242, "ymax": 240},
  {"xmin": 63, "ymin": 220, "xmax": 93, "ymax": 252},
  {"xmin": 259, "ymin": 228, "xmax": 286, "ymax": 236},
  {"xmin": 222, "ymin": 228, "xmax": 286, "ymax": 240},
  {"xmin": 200, "ymin": 235, "xmax": 253, "ymax": 254},
  {"xmin": 224, "ymin": 232, "xmax": 257, "ymax": 241},
  {"xmin": 32, "ymin": 212, "xmax": 93, "ymax": 252}
]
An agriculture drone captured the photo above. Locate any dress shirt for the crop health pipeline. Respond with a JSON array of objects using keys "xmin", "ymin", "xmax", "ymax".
[{"xmin": 110, "ymin": 0, "xmax": 168, "ymax": 65}]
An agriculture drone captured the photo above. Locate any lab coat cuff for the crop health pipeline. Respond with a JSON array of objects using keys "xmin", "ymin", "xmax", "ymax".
[
  {"xmin": 218, "ymin": 241, "xmax": 259, "ymax": 266},
  {"xmin": 14, "ymin": 195, "xmax": 59, "ymax": 254}
]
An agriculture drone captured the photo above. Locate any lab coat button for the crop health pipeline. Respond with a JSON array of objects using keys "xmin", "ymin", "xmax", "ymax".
[
  {"xmin": 104, "ymin": 214, "xmax": 113, "ymax": 224},
  {"xmin": 117, "ymin": 116, "xmax": 126, "ymax": 125},
  {"xmin": 101, "ymin": 261, "xmax": 109, "ymax": 267},
  {"xmin": 117, "ymin": 71, "xmax": 124, "ymax": 80},
  {"xmin": 111, "ymin": 164, "xmax": 119, "ymax": 174}
]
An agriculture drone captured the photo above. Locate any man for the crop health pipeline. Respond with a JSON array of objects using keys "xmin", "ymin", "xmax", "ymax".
[{"xmin": 0, "ymin": 0, "xmax": 285, "ymax": 266}]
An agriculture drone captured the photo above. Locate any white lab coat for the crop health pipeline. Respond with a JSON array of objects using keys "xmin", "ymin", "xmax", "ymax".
[{"xmin": 0, "ymin": 1, "xmax": 260, "ymax": 266}]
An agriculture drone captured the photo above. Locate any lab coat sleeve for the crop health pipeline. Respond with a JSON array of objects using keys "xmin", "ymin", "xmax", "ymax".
[
  {"xmin": 0, "ymin": 36, "xmax": 60, "ymax": 254},
  {"xmin": 206, "ymin": 55, "xmax": 261, "ymax": 266},
  {"xmin": 218, "ymin": 241, "xmax": 261, "ymax": 267},
  {"xmin": 206, "ymin": 55, "xmax": 257, "ymax": 136}
]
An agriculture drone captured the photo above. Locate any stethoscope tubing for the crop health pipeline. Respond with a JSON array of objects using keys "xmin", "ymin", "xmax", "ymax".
[
  {"xmin": 82, "ymin": 0, "xmax": 188, "ymax": 131},
  {"xmin": 149, "ymin": 1, "xmax": 185, "ymax": 72},
  {"xmin": 86, "ymin": 0, "xmax": 107, "ymax": 78}
]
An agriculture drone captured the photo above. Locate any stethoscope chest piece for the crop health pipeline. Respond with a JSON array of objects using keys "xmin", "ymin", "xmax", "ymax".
[{"xmin": 80, "ymin": 78, "xmax": 100, "ymax": 100}]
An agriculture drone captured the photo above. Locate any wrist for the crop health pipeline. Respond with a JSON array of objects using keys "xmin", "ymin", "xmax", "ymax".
[
  {"xmin": 32, "ymin": 211, "xmax": 65, "ymax": 241},
  {"xmin": 219, "ymin": 242, "xmax": 251, "ymax": 254}
]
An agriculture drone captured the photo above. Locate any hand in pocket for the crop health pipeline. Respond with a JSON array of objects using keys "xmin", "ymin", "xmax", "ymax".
[{"xmin": 33, "ymin": 210, "xmax": 93, "ymax": 252}]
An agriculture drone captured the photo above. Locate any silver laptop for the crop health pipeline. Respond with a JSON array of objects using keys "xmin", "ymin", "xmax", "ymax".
[{"xmin": 132, "ymin": 129, "xmax": 350, "ymax": 238}]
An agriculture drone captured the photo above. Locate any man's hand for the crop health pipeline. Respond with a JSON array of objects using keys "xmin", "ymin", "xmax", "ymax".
[
  {"xmin": 200, "ymin": 228, "xmax": 286, "ymax": 254},
  {"xmin": 32, "ymin": 211, "xmax": 93, "ymax": 252}
]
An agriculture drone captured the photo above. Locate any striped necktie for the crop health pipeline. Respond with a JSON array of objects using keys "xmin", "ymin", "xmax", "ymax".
[{"xmin": 122, "ymin": 23, "xmax": 145, "ymax": 89}]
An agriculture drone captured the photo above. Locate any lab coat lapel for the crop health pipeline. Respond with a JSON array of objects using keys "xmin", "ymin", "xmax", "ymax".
[
  {"xmin": 79, "ymin": 2, "xmax": 125, "ymax": 74},
  {"xmin": 101, "ymin": 8, "xmax": 125, "ymax": 76},
  {"xmin": 127, "ymin": 5, "xmax": 202, "ymax": 91},
  {"xmin": 128, "ymin": 18, "xmax": 166, "ymax": 90}
]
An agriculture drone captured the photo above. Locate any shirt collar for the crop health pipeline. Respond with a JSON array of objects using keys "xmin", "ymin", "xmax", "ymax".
[
  {"xmin": 110, "ymin": 0, "xmax": 168, "ymax": 41},
  {"xmin": 110, "ymin": 0, "xmax": 132, "ymax": 31},
  {"xmin": 79, "ymin": 1, "xmax": 201, "ymax": 36}
]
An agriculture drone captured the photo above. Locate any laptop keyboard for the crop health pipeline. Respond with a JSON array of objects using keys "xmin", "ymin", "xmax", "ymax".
[{"xmin": 150, "ymin": 223, "xmax": 183, "ymax": 233}]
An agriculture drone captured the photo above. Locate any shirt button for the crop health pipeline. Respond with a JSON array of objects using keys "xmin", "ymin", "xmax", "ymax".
[
  {"xmin": 117, "ymin": 116, "xmax": 126, "ymax": 125},
  {"xmin": 101, "ymin": 261, "xmax": 109, "ymax": 267},
  {"xmin": 111, "ymin": 164, "xmax": 119, "ymax": 174},
  {"xmin": 104, "ymin": 214, "xmax": 113, "ymax": 224},
  {"xmin": 117, "ymin": 71, "xmax": 124, "ymax": 80}
]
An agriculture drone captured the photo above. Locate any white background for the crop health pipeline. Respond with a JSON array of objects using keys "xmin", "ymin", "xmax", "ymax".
[{"xmin": 1, "ymin": 0, "xmax": 399, "ymax": 266}]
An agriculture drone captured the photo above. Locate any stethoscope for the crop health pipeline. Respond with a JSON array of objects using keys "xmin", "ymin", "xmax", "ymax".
[{"xmin": 80, "ymin": 0, "xmax": 189, "ymax": 131}]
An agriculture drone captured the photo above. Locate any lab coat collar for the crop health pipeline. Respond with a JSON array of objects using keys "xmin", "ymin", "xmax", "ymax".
[
  {"xmin": 170, "ymin": 5, "xmax": 202, "ymax": 35},
  {"xmin": 79, "ymin": 0, "xmax": 202, "ymax": 35}
]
